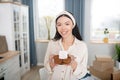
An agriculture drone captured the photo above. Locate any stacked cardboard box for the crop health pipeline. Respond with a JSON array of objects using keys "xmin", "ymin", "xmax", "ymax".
[
  {"xmin": 111, "ymin": 68, "xmax": 120, "ymax": 80},
  {"xmin": 89, "ymin": 55, "xmax": 114, "ymax": 80}
]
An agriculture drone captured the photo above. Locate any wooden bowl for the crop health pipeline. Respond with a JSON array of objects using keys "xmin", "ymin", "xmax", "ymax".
[
  {"xmin": 53, "ymin": 55, "xmax": 62, "ymax": 64},
  {"xmin": 53, "ymin": 55, "xmax": 71, "ymax": 65},
  {"xmin": 62, "ymin": 56, "xmax": 71, "ymax": 64}
]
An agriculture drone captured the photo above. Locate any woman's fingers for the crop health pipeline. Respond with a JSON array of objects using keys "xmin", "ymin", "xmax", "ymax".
[
  {"xmin": 70, "ymin": 60, "xmax": 77, "ymax": 71},
  {"xmin": 49, "ymin": 54, "xmax": 57, "ymax": 69},
  {"xmin": 49, "ymin": 54, "xmax": 55, "ymax": 60},
  {"xmin": 69, "ymin": 54, "xmax": 76, "ymax": 60}
]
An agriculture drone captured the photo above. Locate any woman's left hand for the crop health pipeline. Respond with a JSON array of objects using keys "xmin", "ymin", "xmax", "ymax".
[{"xmin": 69, "ymin": 55, "xmax": 77, "ymax": 71}]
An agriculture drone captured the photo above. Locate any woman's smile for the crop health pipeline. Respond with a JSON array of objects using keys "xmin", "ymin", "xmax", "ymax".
[{"xmin": 61, "ymin": 31, "xmax": 68, "ymax": 36}]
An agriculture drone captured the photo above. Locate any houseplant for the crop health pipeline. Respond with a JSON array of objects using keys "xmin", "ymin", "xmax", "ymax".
[{"xmin": 113, "ymin": 44, "xmax": 120, "ymax": 69}]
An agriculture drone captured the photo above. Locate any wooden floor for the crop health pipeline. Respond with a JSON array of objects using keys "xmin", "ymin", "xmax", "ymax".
[
  {"xmin": 21, "ymin": 66, "xmax": 101, "ymax": 80},
  {"xmin": 21, "ymin": 66, "xmax": 43, "ymax": 80}
]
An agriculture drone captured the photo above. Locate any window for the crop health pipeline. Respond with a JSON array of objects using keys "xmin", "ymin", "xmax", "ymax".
[
  {"xmin": 91, "ymin": 0, "xmax": 120, "ymax": 43},
  {"xmin": 36, "ymin": 0, "xmax": 64, "ymax": 40}
]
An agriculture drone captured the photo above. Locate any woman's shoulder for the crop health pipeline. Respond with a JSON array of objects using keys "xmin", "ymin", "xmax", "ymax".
[
  {"xmin": 48, "ymin": 39, "xmax": 59, "ymax": 45},
  {"xmin": 75, "ymin": 38, "xmax": 87, "ymax": 47}
]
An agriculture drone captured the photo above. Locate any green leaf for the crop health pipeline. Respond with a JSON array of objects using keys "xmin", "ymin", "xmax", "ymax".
[{"xmin": 115, "ymin": 44, "xmax": 120, "ymax": 60}]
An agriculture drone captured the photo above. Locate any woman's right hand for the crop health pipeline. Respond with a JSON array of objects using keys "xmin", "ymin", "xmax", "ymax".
[
  {"xmin": 69, "ymin": 55, "xmax": 77, "ymax": 71},
  {"xmin": 49, "ymin": 54, "xmax": 56, "ymax": 69}
]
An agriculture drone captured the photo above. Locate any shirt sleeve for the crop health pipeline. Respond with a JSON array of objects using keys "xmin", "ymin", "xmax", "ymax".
[
  {"xmin": 44, "ymin": 40, "xmax": 53, "ymax": 74},
  {"xmin": 73, "ymin": 43, "xmax": 88, "ymax": 79}
]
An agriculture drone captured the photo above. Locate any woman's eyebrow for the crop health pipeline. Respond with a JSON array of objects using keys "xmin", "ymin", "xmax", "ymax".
[{"xmin": 65, "ymin": 21, "xmax": 71, "ymax": 23}]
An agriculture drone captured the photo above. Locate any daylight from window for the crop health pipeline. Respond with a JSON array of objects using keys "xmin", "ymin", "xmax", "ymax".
[
  {"xmin": 91, "ymin": 0, "xmax": 120, "ymax": 43},
  {"xmin": 37, "ymin": 0, "xmax": 64, "ymax": 40}
]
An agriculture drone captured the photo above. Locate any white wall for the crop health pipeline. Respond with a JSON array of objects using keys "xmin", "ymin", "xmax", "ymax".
[
  {"xmin": 36, "ymin": 42, "xmax": 48, "ymax": 65},
  {"xmin": 84, "ymin": 0, "xmax": 115, "ymax": 66}
]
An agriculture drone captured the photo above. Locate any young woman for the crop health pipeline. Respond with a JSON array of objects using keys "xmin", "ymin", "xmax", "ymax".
[{"xmin": 44, "ymin": 11, "xmax": 94, "ymax": 80}]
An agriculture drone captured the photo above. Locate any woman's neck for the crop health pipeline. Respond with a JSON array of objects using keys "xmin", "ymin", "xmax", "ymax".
[
  {"xmin": 62, "ymin": 35, "xmax": 75, "ymax": 50},
  {"xmin": 62, "ymin": 36, "xmax": 74, "ymax": 44}
]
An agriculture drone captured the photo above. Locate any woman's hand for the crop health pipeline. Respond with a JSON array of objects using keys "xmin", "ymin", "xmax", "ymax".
[
  {"xmin": 69, "ymin": 55, "xmax": 77, "ymax": 71},
  {"xmin": 49, "ymin": 54, "xmax": 56, "ymax": 69}
]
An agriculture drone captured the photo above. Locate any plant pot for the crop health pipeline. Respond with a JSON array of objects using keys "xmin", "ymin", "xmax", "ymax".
[
  {"xmin": 103, "ymin": 37, "xmax": 109, "ymax": 43},
  {"xmin": 116, "ymin": 61, "xmax": 120, "ymax": 69}
]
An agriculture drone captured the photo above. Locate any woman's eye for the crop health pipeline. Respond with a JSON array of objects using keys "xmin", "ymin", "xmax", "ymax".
[
  {"xmin": 66, "ymin": 23, "xmax": 69, "ymax": 25},
  {"xmin": 57, "ymin": 24, "xmax": 61, "ymax": 26}
]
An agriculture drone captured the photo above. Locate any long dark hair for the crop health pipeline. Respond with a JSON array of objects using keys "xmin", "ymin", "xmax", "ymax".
[{"xmin": 53, "ymin": 14, "xmax": 82, "ymax": 41}]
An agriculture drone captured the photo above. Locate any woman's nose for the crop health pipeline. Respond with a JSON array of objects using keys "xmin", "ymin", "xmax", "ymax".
[{"xmin": 61, "ymin": 25, "xmax": 66, "ymax": 30}]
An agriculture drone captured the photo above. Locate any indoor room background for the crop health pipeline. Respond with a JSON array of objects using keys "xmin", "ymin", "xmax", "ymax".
[{"xmin": 34, "ymin": 0, "xmax": 120, "ymax": 67}]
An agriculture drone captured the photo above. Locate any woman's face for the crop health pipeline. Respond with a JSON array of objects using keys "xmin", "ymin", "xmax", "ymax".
[{"xmin": 56, "ymin": 16, "xmax": 74, "ymax": 39}]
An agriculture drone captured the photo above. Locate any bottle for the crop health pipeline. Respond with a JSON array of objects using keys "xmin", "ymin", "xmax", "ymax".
[{"xmin": 103, "ymin": 28, "xmax": 109, "ymax": 43}]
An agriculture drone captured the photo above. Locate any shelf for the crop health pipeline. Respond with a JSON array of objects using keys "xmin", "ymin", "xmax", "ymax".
[{"xmin": 35, "ymin": 39, "xmax": 49, "ymax": 43}]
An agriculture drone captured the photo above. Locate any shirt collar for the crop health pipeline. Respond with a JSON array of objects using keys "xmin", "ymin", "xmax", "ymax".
[{"xmin": 58, "ymin": 37, "xmax": 78, "ymax": 51}]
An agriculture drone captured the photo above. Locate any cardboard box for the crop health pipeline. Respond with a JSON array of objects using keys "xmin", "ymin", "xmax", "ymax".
[
  {"xmin": 0, "ymin": 36, "xmax": 8, "ymax": 54},
  {"xmin": 95, "ymin": 55, "xmax": 112, "ymax": 61},
  {"xmin": 93, "ymin": 60, "xmax": 114, "ymax": 71},
  {"xmin": 111, "ymin": 69, "xmax": 120, "ymax": 80},
  {"xmin": 89, "ymin": 66, "xmax": 113, "ymax": 80}
]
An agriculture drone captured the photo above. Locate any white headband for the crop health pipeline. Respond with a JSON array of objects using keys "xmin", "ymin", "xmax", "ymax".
[{"xmin": 56, "ymin": 11, "xmax": 76, "ymax": 27}]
